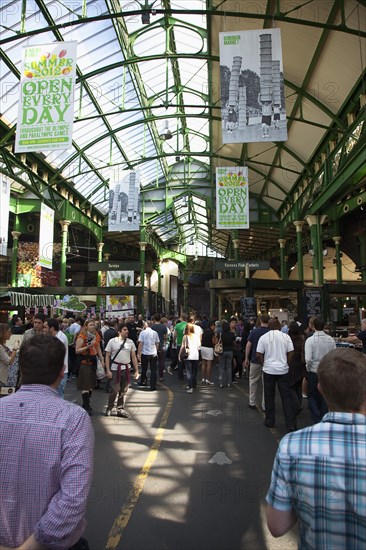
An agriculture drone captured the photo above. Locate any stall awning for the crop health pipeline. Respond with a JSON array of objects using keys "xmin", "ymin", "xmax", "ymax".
[{"xmin": 7, "ymin": 292, "xmax": 56, "ymax": 307}]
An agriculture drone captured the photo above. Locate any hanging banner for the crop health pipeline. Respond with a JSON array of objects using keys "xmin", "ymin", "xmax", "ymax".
[
  {"xmin": 216, "ymin": 166, "xmax": 249, "ymax": 229},
  {"xmin": 39, "ymin": 203, "xmax": 54, "ymax": 269},
  {"xmin": 106, "ymin": 271, "xmax": 134, "ymax": 314},
  {"xmin": 0, "ymin": 176, "xmax": 11, "ymax": 256},
  {"xmin": 55, "ymin": 295, "xmax": 87, "ymax": 313},
  {"xmin": 219, "ymin": 29, "xmax": 287, "ymax": 143},
  {"xmin": 108, "ymin": 170, "xmax": 140, "ymax": 232},
  {"xmin": 15, "ymin": 41, "xmax": 77, "ymax": 152}
]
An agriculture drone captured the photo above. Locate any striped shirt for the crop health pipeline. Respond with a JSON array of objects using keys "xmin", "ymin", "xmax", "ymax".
[
  {"xmin": 0, "ymin": 385, "xmax": 94, "ymax": 549},
  {"xmin": 266, "ymin": 412, "xmax": 366, "ymax": 549}
]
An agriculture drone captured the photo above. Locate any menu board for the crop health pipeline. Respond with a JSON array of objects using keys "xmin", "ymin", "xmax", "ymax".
[
  {"xmin": 304, "ymin": 289, "xmax": 322, "ymax": 318},
  {"xmin": 240, "ymin": 297, "xmax": 257, "ymax": 322}
]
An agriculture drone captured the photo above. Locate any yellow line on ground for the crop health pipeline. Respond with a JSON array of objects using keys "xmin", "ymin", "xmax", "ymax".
[{"xmin": 105, "ymin": 384, "xmax": 174, "ymax": 550}]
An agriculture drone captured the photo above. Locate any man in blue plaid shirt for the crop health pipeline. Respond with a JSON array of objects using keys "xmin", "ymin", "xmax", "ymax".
[{"xmin": 266, "ymin": 347, "xmax": 366, "ymax": 549}]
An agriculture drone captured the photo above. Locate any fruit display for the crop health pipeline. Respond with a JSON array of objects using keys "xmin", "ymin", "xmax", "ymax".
[{"xmin": 16, "ymin": 242, "xmax": 61, "ymax": 287}]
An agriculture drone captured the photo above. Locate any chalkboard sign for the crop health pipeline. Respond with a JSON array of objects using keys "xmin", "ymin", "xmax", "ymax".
[
  {"xmin": 240, "ymin": 297, "xmax": 257, "ymax": 322},
  {"xmin": 304, "ymin": 289, "xmax": 322, "ymax": 318}
]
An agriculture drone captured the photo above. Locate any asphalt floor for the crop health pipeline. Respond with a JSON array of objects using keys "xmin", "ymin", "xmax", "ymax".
[{"xmin": 65, "ymin": 364, "xmax": 312, "ymax": 550}]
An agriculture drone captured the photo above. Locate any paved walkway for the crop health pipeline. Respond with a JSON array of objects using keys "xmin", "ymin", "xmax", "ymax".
[{"xmin": 65, "ymin": 367, "xmax": 311, "ymax": 550}]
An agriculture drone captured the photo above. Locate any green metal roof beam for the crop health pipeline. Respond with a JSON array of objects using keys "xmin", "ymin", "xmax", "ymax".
[
  {"xmin": 2, "ymin": 6, "xmax": 365, "ymax": 48},
  {"xmin": 309, "ymin": 136, "xmax": 366, "ymax": 214}
]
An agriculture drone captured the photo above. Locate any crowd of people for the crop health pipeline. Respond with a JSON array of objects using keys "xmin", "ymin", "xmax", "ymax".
[
  {"xmin": 0, "ymin": 309, "xmax": 365, "ymax": 548},
  {"xmin": 1, "ymin": 311, "xmax": 366, "ymax": 421}
]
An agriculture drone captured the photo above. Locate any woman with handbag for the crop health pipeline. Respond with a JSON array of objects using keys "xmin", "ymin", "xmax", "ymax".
[
  {"xmin": 76, "ymin": 319, "xmax": 104, "ymax": 414},
  {"xmin": 216, "ymin": 320, "xmax": 236, "ymax": 388},
  {"xmin": 0, "ymin": 323, "xmax": 20, "ymax": 393},
  {"xmin": 179, "ymin": 323, "xmax": 200, "ymax": 393}
]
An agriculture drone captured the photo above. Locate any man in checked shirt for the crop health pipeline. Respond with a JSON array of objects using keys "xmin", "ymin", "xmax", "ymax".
[
  {"xmin": 0, "ymin": 334, "xmax": 94, "ymax": 550},
  {"xmin": 266, "ymin": 348, "xmax": 366, "ymax": 548}
]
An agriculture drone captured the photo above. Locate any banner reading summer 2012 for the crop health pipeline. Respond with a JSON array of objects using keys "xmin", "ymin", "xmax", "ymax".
[
  {"xmin": 216, "ymin": 167, "xmax": 249, "ymax": 229},
  {"xmin": 15, "ymin": 41, "xmax": 77, "ymax": 153}
]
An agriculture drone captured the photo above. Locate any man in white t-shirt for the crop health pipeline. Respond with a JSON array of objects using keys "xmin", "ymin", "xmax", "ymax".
[
  {"xmin": 105, "ymin": 324, "xmax": 139, "ymax": 417},
  {"xmin": 137, "ymin": 321, "xmax": 160, "ymax": 390},
  {"xmin": 256, "ymin": 318, "xmax": 296, "ymax": 431},
  {"xmin": 44, "ymin": 318, "xmax": 69, "ymax": 399}
]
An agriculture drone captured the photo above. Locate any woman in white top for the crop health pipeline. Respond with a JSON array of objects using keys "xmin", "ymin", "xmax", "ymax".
[
  {"xmin": 179, "ymin": 323, "xmax": 201, "ymax": 393},
  {"xmin": 0, "ymin": 323, "xmax": 20, "ymax": 388}
]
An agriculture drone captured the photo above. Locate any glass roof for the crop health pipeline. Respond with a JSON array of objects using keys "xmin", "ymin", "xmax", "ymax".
[{"xmin": 0, "ymin": 0, "xmax": 365, "ymax": 260}]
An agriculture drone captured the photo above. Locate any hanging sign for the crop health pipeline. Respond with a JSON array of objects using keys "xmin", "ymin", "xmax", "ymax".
[
  {"xmin": 215, "ymin": 260, "xmax": 270, "ymax": 270},
  {"xmin": 39, "ymin": 203, "xmax": 54, "ymax": 269},
  {"xmin": 216, "ymin": 166, "xmax": 249, "ymax": 229},
  {"xmin": 0, "ymin": 176, "xmax": 11, "ymax": 256},
  {"xmin": 219, "ymin": 29, "xmax": 287, "ymax": 144},
  {"xmin": 88, "ymin": 261, "xmax": 140, "ymax": 271},
  {"xmin": 15, "ymin": 41, "xmax": 77, "ymax": 152},
  {"xmin": 106, "ymin": 271, "xmax": 134, "ymax": 314}
]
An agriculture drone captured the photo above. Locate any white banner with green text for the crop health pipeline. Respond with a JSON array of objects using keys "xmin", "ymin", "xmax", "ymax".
[
  {"xmin": 0, "ymin": 176, "xmax": 11, "ymax": 256},
  {"xmin": 15, "ymin": 41, "xmax": 77, "ymax": 152},
  {"xmin": 216, "ymin": 167, "xmax": 249, "ymax": 229},
  {"xmin": 39, "ymin": 203, "xmax": 54, "ymax": 269}
]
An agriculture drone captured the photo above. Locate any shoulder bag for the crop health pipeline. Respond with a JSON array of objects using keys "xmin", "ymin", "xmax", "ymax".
[
  {"xmin": 180, "ymin": 335, "xmax": 190, "ymax": 361},
  {"xmin": 214, "ymin": 334, "xmax": 223, "ymax": 356}
]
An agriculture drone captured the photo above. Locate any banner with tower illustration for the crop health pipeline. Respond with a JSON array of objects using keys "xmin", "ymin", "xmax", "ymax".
[
  {"xmin": 219, "ymin": 29, "xmax": 287, "ymax": 143},
  {"xmin": 108, "ymin": 170, "xmax": 140, "ymax": 232}
]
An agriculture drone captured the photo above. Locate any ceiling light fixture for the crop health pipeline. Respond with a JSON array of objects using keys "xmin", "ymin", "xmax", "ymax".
[{"xmin": 160, "ymin": 120, "xmax": 172, "ymax": 140}]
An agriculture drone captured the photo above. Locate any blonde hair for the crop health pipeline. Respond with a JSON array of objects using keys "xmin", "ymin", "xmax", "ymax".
[{"xmin": 184, "ymin": 323, "xmax": 195, "ymax": 337}]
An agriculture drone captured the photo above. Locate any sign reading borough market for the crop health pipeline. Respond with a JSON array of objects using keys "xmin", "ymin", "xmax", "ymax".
[{"xmin": 215, "ymin": 260, "xmax": 270, "ymax": 271}]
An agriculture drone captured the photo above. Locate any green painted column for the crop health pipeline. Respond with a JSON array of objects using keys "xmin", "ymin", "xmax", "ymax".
[
  {"xmin": 358, "ymin": 233, "xmax": 366, "ymax": 285},
  {"xmin": 306, "ymin": 215, "xmax": 326, "ymax": 286},
  {"xmin": 294, "ymin": 220, "xmax": 304, "ymax": 281},
  {"xmin": 156, "ymin": 259, "xmax": 162, "ymax": 296},
  {"xmin": 332, "ymin": 236, "xmax": 342, "ymax": 284},
  {"xmin": 11, "ymin": 231, "xmax": 21, "ymax": 287},
  {"xmin": 182, "ymin": 269, "xmax": 189, "ymax": 312},
  {"xmin": 316, "ymin": 216, "xmax": 325, "ymax": 286},
  {"xmin": 96, "ymin": 242, "xmax": 104, "ymax": 309},
  {"xmin": 217, "ymin": 270, "xmax": 222, "ymax": 319},
  {"xmin": 59, "ymin": 220, "xmax": 71, "ymax": 286},
  {"xmin": 232, "ymin": 237, "xmax": 240, "ymax": 278},
  {"xmin": 278, "ymin": 238, "xmax": 287, "ymax": 280},
  {"xmin": 183, "ymin": 282, "xmax": 189, "ymax": 312},
  {"xmin": 138, "ymin": 240, "xmax": 147, "ymax": 314},
  {"xmin": 210, "ymin": 287, "xmax": 215, "ymax": 319}
]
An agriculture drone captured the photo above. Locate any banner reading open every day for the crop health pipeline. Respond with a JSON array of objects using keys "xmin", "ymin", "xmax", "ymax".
[
  {"xmin": 15, "ymin": 41, "xmax": 77, "ymax": 153},
  {"xmin": 216, "ymin": 166, "xmax": 249, "ymax": 229}
]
